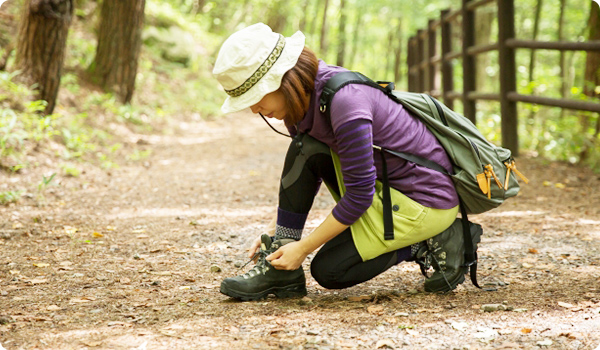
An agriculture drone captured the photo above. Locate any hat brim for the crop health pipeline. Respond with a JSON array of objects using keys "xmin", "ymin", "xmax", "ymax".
[{"xmin": 220, "ymin": 31, "xmax": 305, "ymax": 114}]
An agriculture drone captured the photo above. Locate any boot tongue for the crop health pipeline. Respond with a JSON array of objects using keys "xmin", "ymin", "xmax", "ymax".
[{"xmin": 260, "ymin": 234, "xmax": 272, "ymax": 251}]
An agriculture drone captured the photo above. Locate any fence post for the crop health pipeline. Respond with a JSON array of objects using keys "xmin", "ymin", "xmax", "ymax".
[
  {"xmin": 497, "ymin": 0, "xmax": 519, "ymax": 155},
  {"xmin": 441, "ymin": 9, "xmax": 454, "ymax": 110},
  {"xmin": 417, "ymin": 29, "xmax": 425, "ymax": 92},
  {"xmin": 428, "ymin": 19, "xmax": 436, "ymax": 95},
  {"xmin": 461, "ymin": 0, "xmax": 476, "ymax": 123}
]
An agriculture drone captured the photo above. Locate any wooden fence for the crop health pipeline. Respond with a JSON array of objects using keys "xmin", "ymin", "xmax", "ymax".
[{"xmin": 407, "ymin": 0, "xmax": 600, "ymax": 156}]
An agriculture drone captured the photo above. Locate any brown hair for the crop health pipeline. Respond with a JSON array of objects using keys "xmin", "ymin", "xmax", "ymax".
[{"xmin": 279, "ymin": 47, "xmax": 319, "ymax": 127}]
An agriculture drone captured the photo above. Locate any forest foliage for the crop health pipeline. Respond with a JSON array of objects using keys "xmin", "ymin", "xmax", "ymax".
[{"xmin": 0, "ymin": 0, "xmax": 599, "ymax": 206}]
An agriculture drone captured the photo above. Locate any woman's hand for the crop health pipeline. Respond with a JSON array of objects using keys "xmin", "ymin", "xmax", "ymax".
[
  {"xmin": 247, "ymin": 216, "xmax": 277, "ymax": 260},
  {"xmin": 266, "ymin": 241, "xmax": 309, "ymax": 270}
]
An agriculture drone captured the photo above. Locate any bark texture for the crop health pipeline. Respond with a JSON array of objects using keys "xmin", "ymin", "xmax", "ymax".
[
  {"xmin": 90, "ymin": 0, "xmax": 146, "ymax": 104},
  {"xmin": 15, "ymin": 0, "xmax": 74, "ymax": 114}
]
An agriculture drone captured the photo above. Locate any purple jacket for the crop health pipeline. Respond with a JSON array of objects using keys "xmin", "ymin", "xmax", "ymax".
[{"xmin": 288, "ymin": 61, "xmax": 459, "ymax": 225}]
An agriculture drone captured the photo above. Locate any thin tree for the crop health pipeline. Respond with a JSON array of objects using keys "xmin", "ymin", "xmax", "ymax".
[
  {"xmin": 14, "ymin": 0, "xmax": 74, "ymax": 114},
  {"xmin": 528, "ymin": 0, "xmax": 543, "ymax": 84},
  {"xmin": 346, "ymin": 4, "xmax": 364, "ymax": 69},
  {"xmin": 558, "ymin": 0, "xmax": 567, "ymax": 99},
  {"xmin": 319, "ymin": 0, "xmax": 330, "ymax": 54},
  {"xmin": 392, "ymin": 18, "xmax": 403, "ymax": 85},
  {"xmin": 336, "ymin": 0, "xmax": 347, "ymax": 67},
  {"xmin": 580, "ymin": 0, "xmax": 600, "ymax": 162},
  {"xmin": 88, "ymin": 0, "xmax": 146, "ymax": 104}
]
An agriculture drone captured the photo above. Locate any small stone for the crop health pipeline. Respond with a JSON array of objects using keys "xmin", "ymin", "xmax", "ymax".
[
  {"xmin": 210, "ymin": 265, "xmax": 222, "ymax": 273},
  {"xmin": 90, "ymin": 309, "xmax": 102, "ymax": 314},
  {"xmin": 537, "ymin": 339, "xmax": 553, "ymax": 347},
  {"xmin": 297, "ymin": 296, "xmax": 314, "ymax": 306},
  {"xmin": 73, "ymin": 273, "xmax": 84, "ymax": 278},
  {"xmin": 0, "ymin": 316, "xmax": 12, "ymax": 325},
  {"xmin": 513, "ymin": 308, "xmax": 528, "ymax": 313},
  {"xmin": 0, "ymin": 291, "xmax": 8, "ymax": 296},
  {"xmin": 408, "ymin": 289, "xmax": 418, "ymax": 295},
  {"xmin": 133, "ymin": 253, "xmax": 141, "ymax": 260},
  {"xmin": 151, "ymin": 281, "xmax": 161, "ymax": 286},
  {"xmin": 306, "ymin": 329, "xmax": 320, "ymax": 335},
  {"xmin": 481, "ymin": 304, "xmax": 506, "ymax": 312},
  {"xmin": 234, "ymin": 261, "xmax": 243, "ymax": 268},
  {"xmin": 394, "ymin": 312, "xmax": 409, "ymax": 317}
]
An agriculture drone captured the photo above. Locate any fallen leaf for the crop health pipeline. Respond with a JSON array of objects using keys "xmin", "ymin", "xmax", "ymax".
[
  {"xmin": 405, "ymin": 328, "xmax": 420, "ymax": 337},
  {"xmin": 375, "ymin": 338, "xmax": 395, "ymax": 348},
  {"xmin": 558, "ymin": 302, "xmax": 575, "ymax": 308},
  {"xmin": 521, "ymin": 328, "xmax": 532, "ymax": 334},
  {"xmin": 528, "ymin": 248, "xmax": 539, "ymax": 254},
  {"xmin": 106, "ymin": 226, "xmax": 116, "ymax": 231},
  {"xmin": 33, "ymin": 263, "xmax": 50, "ymax": 268},
  {"xmin": 46, "ymin": 305, "xmax": 61, "ymax": 311},
  {"xmin": 555, "ymin": 183, "xmax": 566, "ymax": 189},
  {"xmin": 64, "ymin": 226, "xmax": 78, "ymax": 235},
  {"xmin": 348, "ymin": 295, "xmax": 371, "ymax": 302},
  {"xmin": 82, "ymin": 341, "xmax": 102, "ymax": 347},
  {"xmin": 70, "ymin": 297, "xmax": 96, "ymax": 303},
  {"xmin": 29, "ymin": 278, "xmax": 48, "ymax": 284},
  {"xmin": 367, "ymin": 305, "xmax": 385, "ymax": 315},
  {"xmin": 93, "ymin": 232, "xmax": 104, "ymax": 238},
  {"xmin": 132, "ymin": 229, "xmax": 146, "ymax": 234},
  {"xmin": 9, "ymin": 270, "xmax": 20, "ymax": 275},
  {"xmin": 137, "ymin": 235, "xmax": 149, "ymax": 239},
  {"xmin": 160, "ymin": 330, "xmax": 178, "ymax": 337}
]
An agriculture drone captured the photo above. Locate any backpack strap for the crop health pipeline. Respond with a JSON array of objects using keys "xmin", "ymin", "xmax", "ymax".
[{"xmin": 320, "ymin": 71, "xmax": 394, "ymax": 119}]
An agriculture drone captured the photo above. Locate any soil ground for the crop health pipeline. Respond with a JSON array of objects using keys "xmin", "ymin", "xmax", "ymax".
[{"xmin": 1, "ymin": 112, "xmax": 599, "ymax": 350}]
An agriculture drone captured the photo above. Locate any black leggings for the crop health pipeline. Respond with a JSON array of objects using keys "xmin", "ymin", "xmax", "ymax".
[{"xmin": 279, "ymin": 134, "xmax": 399, "ymax": 289}]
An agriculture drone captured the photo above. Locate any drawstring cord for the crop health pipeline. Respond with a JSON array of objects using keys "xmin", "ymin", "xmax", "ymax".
[{"xmin": 259, "ymin": 112, "xmax": 292, "ymax": 138}]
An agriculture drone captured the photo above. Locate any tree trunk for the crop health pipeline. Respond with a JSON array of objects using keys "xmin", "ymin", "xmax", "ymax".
[
  {"xmin": 580, "ymin": 1, "xmax": 600, "ymax": 162},
  {"xmin": 558, "ymin": 0, "xmax": 567, "ymax": 99},
  {"xmin": 335, "ymin": 0, "xmax": 347, "ymax": 67},
  {"xmin": 299, "ymin": 0, "xmax": 309, "ymax": 32},
  {"xmin": 14, "ymin": 0, "xmax": 74, "ymax": 114},
  {"xmin": 319, "ymin": 0, "xmax": 329, "ymax": 53},
  {"xmin": 267, "ymin": 0, "xmax": 287, "ymax": 34},
  {"xmin": 475, "ymin": 8, "xmax": 494, "ymax": 91},
  {"xmin": 528, "ymin": 0, "xmax": 543, "ymax": 83},
  {"xmin": 393, "ymin": 18, "xmax": 403, "ymax": 85},
  {"xmin": 89, "ymin": 0, "xmax": 146, "ymax": 104},
  {"xmin": 346, "ymin": 5, "xmax": 363, "ymax": 69}
]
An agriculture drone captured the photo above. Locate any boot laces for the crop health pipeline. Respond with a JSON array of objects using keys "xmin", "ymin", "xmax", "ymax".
[
  {"xmin": 416, "ymin": 240, "xmax": 453, "ymax": 291},
  {"xmin": 239, "ymin": 248, "xmax": 271, "ymax": 279}
]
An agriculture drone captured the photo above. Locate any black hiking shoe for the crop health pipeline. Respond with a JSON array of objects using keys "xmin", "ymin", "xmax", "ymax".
[
  {"xmin": 220, "ymin": 234, "xmax": 307, "ymax": 301},
  {"xmin": 415, "ymin": 219, "xmax": 482, "ymax": 292}
]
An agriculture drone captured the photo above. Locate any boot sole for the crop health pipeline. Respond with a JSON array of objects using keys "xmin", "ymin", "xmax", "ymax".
[
  {"xmin": 424, "ymin": 268, "xmax": 466, "ymax": 292},
  {"xmin": 220, "ymin": 282, "xmax": 307, "ymax": 301}
]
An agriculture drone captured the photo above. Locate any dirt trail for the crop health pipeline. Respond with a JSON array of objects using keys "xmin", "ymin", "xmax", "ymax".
[{"xmin": 1, "ymin": 113, "xmax": 599, "ymax": 350}]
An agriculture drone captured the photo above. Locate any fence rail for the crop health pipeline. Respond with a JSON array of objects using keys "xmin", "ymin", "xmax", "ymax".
[{"xmin": 407, "ymin": 0, "xmax": 600, "ymax": 156}]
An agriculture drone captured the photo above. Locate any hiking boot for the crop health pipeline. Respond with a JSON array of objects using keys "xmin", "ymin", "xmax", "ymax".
[
  {"xmin": 415, "ymin": 219, "xmax": 482, "ymax": 292},
  {"xmin": 220, "ymin": 234, "xmax": 307, "ymax": 301}
]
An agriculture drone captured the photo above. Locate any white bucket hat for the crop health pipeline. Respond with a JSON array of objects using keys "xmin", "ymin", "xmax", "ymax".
[{"xmin": 213, "ymin": 23, "xmax": 306, "ymax": 114}]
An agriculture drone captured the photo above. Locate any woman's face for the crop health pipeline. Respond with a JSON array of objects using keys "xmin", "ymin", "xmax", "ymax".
[{"xmin": 250, "ymin": 90, "xmax": 287, "ymax": 120}]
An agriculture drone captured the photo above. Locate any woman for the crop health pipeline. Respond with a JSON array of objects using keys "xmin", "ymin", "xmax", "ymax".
[{"xmin": 212, "ymin": 23, "xmax": 468, "ymax": 301}]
